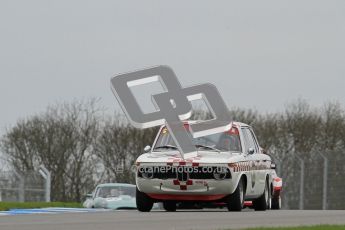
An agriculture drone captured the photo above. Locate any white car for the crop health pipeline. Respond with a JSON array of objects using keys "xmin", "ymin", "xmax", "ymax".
[
  {"xmin": 135, "ymin": 121, "xmax": 282, "ymax": 212},
  {"xmin": 83, "ymin": 183, "xmax": 137, "ymax": 210}
]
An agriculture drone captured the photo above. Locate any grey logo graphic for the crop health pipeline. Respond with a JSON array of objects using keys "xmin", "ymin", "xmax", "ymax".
[{"xmin": 111, "ymin": 65, "xmax": 231, "ymax": 158}]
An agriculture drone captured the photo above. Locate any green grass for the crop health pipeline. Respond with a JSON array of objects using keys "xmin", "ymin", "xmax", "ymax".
[
  {"xmin": 240, "ymin": 225, "xmax": 345, "ymax": 230},
  {"xmin": 0, "ymin": 202, "xmax": 83, "ymax": 211}
]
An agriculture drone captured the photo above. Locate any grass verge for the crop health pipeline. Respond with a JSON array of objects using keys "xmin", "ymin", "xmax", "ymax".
[
  {"xmin": 241, "ymin": 225, "xmax": 345, "ymax": 230},
  {"xmin": 0, "ymin": 202, "xmax": 83, "ymax": 211}
]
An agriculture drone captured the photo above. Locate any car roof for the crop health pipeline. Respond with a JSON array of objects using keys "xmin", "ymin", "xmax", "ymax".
[
  {"xmin": 96, "ymin": 183, "xmax": 136, "ymax": 188},
  {"xmin": 161, "ymin": 120, "xmax": 250, "ymax": 128}
]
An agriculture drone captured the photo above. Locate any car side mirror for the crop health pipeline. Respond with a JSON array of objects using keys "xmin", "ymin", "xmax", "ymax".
[
  {"xmin": 271, "ymin": 163, "xmax": 276, "ymax": 169},
  {"xmin": 248, "ymin": 147, "xmax": 255, "ymax": 155},
  {"xmin": 85, "ymin": 194, "xmax": 93, "ymax": 199},
  {"xmin": 144, "ymin": 145, "xmax": 151, "ymax": 153},
  {"xmin": 260, "ymin": 147, "xmax": 267, "ymax": 154}
]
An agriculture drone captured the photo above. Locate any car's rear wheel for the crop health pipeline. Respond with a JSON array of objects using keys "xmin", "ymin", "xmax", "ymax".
[
  {"xmin": 271, "ymin": 196, "xmax": 281, "ymax": 209},
  {"xmin": 136, "ymin": 187, "xmax": 154, "ymax": 212},
  {"xmin": 163, "ymin": 201, "xmax": 177, "ymax": 212},
  {"xmin": 227, "ymin": 178, "xmax": 244, "ymax": 212},
  {"xmin": 253, "ymin": 181, "xmax": 270, "ymax": 211}
]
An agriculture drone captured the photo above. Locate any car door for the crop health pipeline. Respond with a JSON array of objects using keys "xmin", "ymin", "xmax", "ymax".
[
  {"xmin": 91, "ymin": 187, "xmax": 101, "ymax": 207},
  {"xmin": 241, "ymin": 127, "xmax": 261, "ymax": 196},
  {"xmin": 248, "ymin": 128, "xmax": 268, "ymax": 196}
]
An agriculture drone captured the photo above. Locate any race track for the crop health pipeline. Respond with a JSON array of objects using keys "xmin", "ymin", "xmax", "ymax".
[{"xmin": 1, "ymin": 209, "xmax": 345, "ymax": 230}]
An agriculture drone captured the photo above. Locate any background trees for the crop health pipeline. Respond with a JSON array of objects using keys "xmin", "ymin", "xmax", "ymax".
[
  {"xmin": 94, "ymin": 117, "xmax": 157, "ymax": 184},
  {"xmin": 0, "ymin": 98, "xmax": 103, "ymax": 202}
]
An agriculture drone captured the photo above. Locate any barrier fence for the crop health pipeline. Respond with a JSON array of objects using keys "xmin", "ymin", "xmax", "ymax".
[
  {"xmin": 272, "ymin": 150, "xmax": 345, "ymax": 210},
  {"xmin": 0, "ymin": 151, "xmax": 344, "ymax": 210},
  {"xmin": 0, "ymin": 166, "xmax": 50, "ymax": 202}
]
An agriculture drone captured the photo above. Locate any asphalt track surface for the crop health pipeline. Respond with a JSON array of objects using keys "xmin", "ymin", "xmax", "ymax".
[{"xmin": 1, "ymin": 209, "xmax": 345, "ymax": 230}]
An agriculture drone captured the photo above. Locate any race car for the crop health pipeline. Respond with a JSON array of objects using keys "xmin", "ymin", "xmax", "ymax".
[
  {"xmin": 135, "ymin": 121, "xmax": 282, "ymax": 212},
  {"xmin": 83, "ymin": 183, "xmax": 137, "ymax": 210}
]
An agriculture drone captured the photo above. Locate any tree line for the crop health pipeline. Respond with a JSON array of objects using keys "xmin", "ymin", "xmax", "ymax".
[{"xmin": 1, "ymin": 98, "xmax": 345, "ymax": 203}]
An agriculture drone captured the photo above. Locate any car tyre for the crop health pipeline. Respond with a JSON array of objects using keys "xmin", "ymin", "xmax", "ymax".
[
  {"xmin": 227, "ymin": 178, "xmax": 244, "ymax": 212},
  {"xmin": 163, "ymin": 201, "xmax": 177, "ymax": 212},
  {"xmin": 136, "ymin": 187, "xmax": 154, "ymax": 212},
  {"xmin": 271, "ymin": 196, "xmax": 281, "ymax": 210},
  {"xmin": 253, "ymin": 181, "xmax": 270, "ymax": 211}
]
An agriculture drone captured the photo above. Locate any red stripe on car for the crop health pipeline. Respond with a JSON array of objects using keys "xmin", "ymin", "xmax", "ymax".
[{"xmin": 147, "ymin": 194, "xmax": 227, "ymax": 201}]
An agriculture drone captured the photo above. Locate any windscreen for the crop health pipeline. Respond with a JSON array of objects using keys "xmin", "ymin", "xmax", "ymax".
[
  {"xmin": 154, "ymin": 126, "xmax": 242, "ymax": 152},
  {"xmin": 96, "ymin": 186, "xmax": 136, "ymax": 198}
]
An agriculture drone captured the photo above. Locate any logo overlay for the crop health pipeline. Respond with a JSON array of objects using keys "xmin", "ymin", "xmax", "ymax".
[{"xmin": 110, "ymin": 65, "xmax": 231, "ymax": 158}]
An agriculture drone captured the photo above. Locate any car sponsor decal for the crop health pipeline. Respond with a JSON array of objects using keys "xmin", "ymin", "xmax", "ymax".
[
  {"xmin": 162, "ymin": 128, "xmax": 168, "ymax": 134},
  {"xmin": 229, "ymin": 161, "xmax": 270, "ymax": 172}
]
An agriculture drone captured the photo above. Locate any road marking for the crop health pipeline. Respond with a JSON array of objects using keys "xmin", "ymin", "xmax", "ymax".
[{"xmin": 0, "ymin": 208, "xmax": 112, "ymax": 216}]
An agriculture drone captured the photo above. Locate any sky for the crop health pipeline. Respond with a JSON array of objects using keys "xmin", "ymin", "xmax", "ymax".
[{"xmin": 1, "ymin": 0, "xmax": 345, "ymax": 133}]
